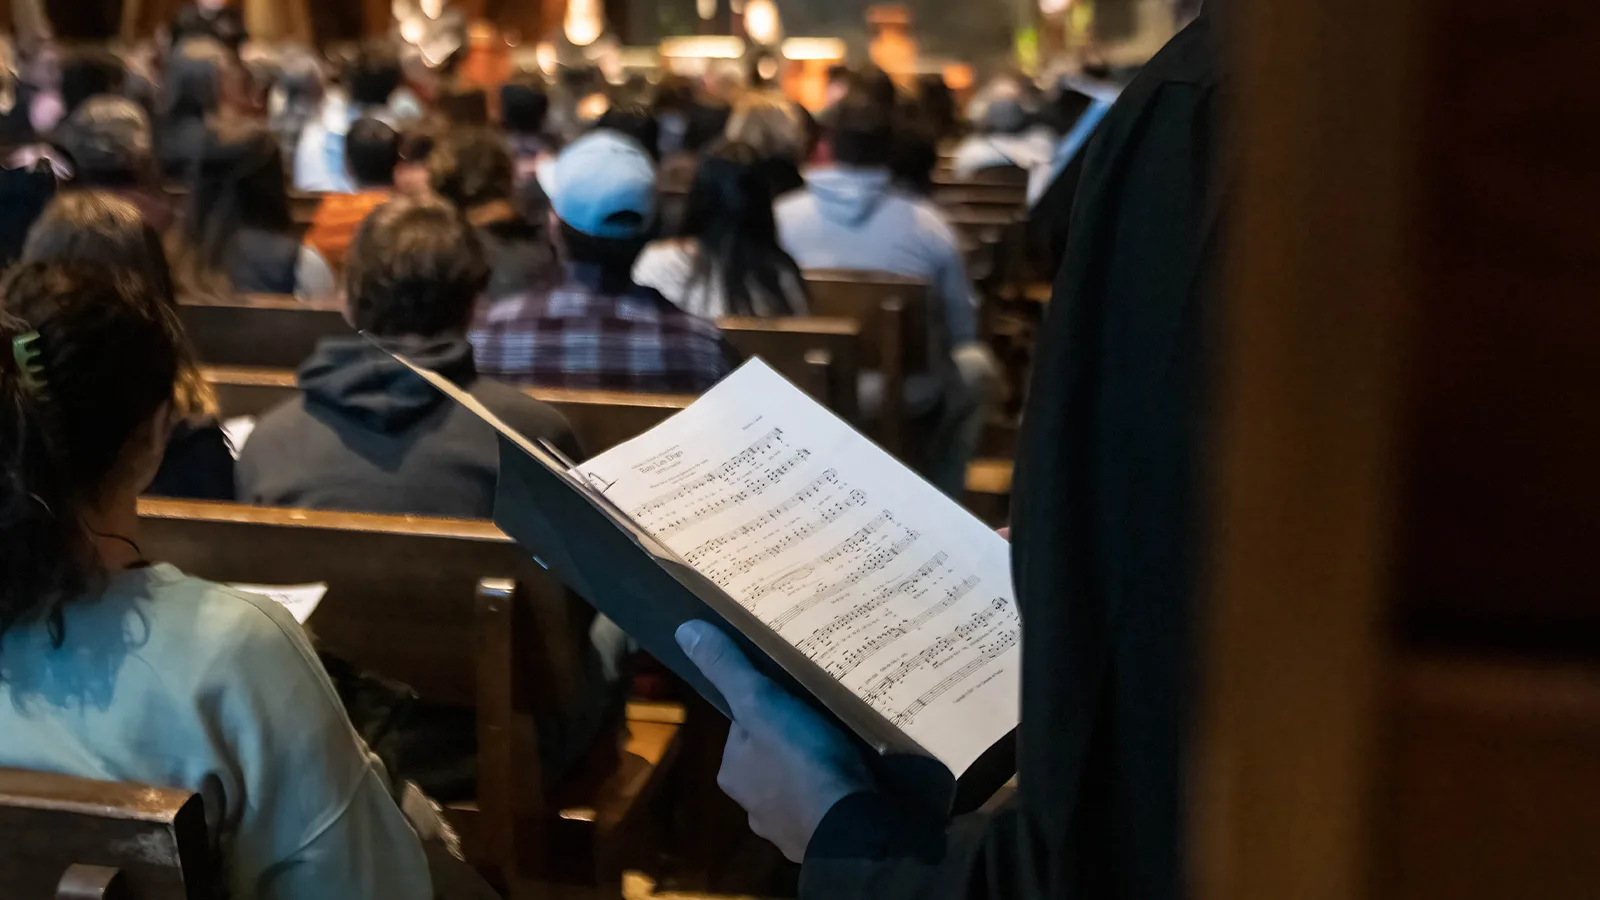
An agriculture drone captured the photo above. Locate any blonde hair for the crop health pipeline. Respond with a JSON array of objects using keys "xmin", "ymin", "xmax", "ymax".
[{"xmin": 725, "ymin": 91, "xmax": 805, "ymax": 162}]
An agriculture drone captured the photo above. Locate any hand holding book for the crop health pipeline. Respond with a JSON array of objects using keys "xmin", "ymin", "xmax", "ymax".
[
  {"xmin": 383, "ymin": 348, "xmax": 1020, "ymax": 812},
  {"xmin": 677, "ymin": 620, "xmax": 876, "ymax": 862}
]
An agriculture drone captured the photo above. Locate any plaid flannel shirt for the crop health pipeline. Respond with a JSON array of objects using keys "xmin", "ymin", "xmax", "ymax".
[{"xmin": 470, "ymin": 263, "xmax": 736, "ymax": 394}]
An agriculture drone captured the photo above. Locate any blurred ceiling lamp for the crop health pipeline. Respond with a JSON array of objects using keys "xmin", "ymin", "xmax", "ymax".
[
  {"xmin": 658, "ymin": 35, "xmax": 747, "ymax": 59},
  {"xmin": 1039, "ymin": 0, "xmax": 1071, "ymax": 15},
  {"xmin": 565, "ymin": 0, "xmax": 605, "ymax": 46},
  {"xmin": 780, "ymin": 37, "xmax": 846, "ymax": 61},
  {"xmin": 534, "ymin": 41, "xmax": 558, "ymax": 74},
  {"xmin": 420, "ymin": 0, "xmax": 443, "ymax": 18},
  {"xmin": 697, "ymin": 0, "xmax": 716, "ymax": 21},
  {"xmin": 576, "ymin": 91, "xmax": 610, "ymax": 120},
  {"xmin": 744, "ymin": 0, "xmax": 782, "ymax": 46}
]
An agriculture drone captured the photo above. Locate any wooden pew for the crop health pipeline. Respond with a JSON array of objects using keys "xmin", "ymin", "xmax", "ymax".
[
  {"xmin": 181, "ymin": 298, "xmax": 864, "ymax": 424},
  {"xmin": 933, "ymin": 166, "xmax": 1030, "ymax": 188},
  {"xmin": 0, "ymin": 768, "xmax": 215, "ymax": 899},
  {"xmin": 720, "ymin": 316, "xmax": 862, "ymax": 423},
  {"xmin": 800, "ymin": 270, "xmax": 931, "ymax": 457},
  {"xmin": 203, "ymin": 366, "xmax": 694, "ymax": 456},
  {"xmin": 136, "ymin": 499, "xmax": 681, "ymax": 894},
  {"xmin": 179, "ymin": 297, "xmax": 348, "ymax": 368},
  {"xmin": 933, "ymin": 183, "xmax": 1029, "ymax": 211}
]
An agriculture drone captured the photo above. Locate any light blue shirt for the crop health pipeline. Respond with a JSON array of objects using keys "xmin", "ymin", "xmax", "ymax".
[
  {"xmin": 777, "ymin": 166, "xmax": 979, "ymax": 350},
  {"xmin": 0, "ymin": 564, "xmax": 431, "ymax": 899},
  {"xmin": 293, "ymin": 95, "xmax": 404, "ymax": 195}
]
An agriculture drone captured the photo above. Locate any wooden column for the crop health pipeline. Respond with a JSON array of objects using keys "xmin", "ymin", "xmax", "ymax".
[{"xmin": 1198, "ymin": 2, "xmax": 1600, "ymax": 900}]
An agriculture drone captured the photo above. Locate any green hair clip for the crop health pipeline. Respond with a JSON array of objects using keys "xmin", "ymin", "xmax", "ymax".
[{"xmin": 11, "ymin": 331, "xmax": 47, "ymax": 396}]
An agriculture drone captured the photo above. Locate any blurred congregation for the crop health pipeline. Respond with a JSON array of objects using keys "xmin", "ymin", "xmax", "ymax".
[
  {"xmin": 0, "ymin": 0, "xmax": 1171, "ymax": 892},
  {"xmin": 3, "ymin": 0, "xmax": 1597, "ymax": 897}
]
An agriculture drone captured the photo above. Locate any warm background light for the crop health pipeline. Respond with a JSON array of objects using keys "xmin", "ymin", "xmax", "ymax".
[
  {"xmin": 564, "ymin": 0, "xmax": 604, "ymax": 46},
  {"xmin": 657, "ymin": 35, "xmax": 747, "ymax": 59},
  {"xmin": 743, "ymin": 0, "xmax": 782, "ymax": 46}
]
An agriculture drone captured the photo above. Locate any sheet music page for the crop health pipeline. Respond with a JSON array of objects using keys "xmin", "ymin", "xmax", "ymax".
[
  {"xmin": 229, "ymin": 583, "xmax": 329, "ymax": 625},
  {"xmin": 575, "ymin": 360, "xmax": 1019, "ymax": 775}
]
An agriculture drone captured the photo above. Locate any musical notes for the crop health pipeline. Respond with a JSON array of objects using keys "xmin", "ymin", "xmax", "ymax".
[{"xmin": 573, "ymin": 360, "xmax": 1020, "ymax": 776}]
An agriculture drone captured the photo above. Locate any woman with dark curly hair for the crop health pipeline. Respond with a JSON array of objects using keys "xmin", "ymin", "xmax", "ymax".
[
  {"xmin": 428, "ymin": 127, "xmax": 558, "ymax": 298},
  {"xmin": 0, "ymin": 261, "xmax": 432, "ymax": 899}
]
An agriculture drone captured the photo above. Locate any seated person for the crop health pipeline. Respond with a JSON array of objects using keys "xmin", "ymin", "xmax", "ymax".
[
  {"xmin": 725, "ymin": 90, "xmax": 808, "ymax": 199},
  {"xmin": 55, "ymin": 95, "xmax": 175, "ymax": 232},
  {"xmin": 0, "ymin": 261, "xmax": 431, "ymax": 899},
  {"xmin": 633, "ymin": 141, "xmax": 808, "ymax": 319},
  {"xmin": 949, "ymin": 76, "xmax": 1059, "ymax": 197},
  {"xmin": 295, "ymin": 42, "xmax": 406, "ymax": 194},
  {"xmin": 170, "ymin": 0, "xmax": 247, "ymax": 52},
  {"xmin": 22, "ymin": 192, "xmax": 234, "ymax": 500},
  {"xmin": 173, "ymin": 121, "xmax": 322, "ymax": 298},
  {"xmin": 501, "ymin": 73, "xmax": 554, "ymax": 183},
  {"xmin": 651, "ymin": 74, "xmax": 697, "ymax": 158},
  {"xmin": 58, "ymin": 47, "xmax": 126, "ymax": 119},
  {"xmin": 428, "ymin": 127, "xmax": 558, "ymax": 299},
  {"xmin": 656, "ymin": 99, "xmax": 731, "ymax": 235},
  {"xmin": 394, "ymin": 119, "xmax": 441, "ymax": 197},
  {"xmin": 157, "ymin": 37, "xmax": 247, "ymax": 181},
  {"xmin": 775, "ymin": 91, "xmax": 998, "ymax": 495},
  {"xmin": 239, "ymin": 195, "xmax": 579, "ymax": 516},
  {"xmin": 0, "ymin": 37, "xmax": 63, "ymax": 146},
  {"xmin": 237, "ymin": 198, "xmax": 623, "ymax": 785},
  {"xmin": 265, "ymin": 51, "xmax": 325, "ymax": 157},
  {"xmin": 594, "ymin": 101, "xmax": 660, "ymax": 162},
  {"xmin": 301, "ymin": 116, "xmax": 399, "ymax": 293},
  {"xmin": 471, "ymin": 131, "xmax": 737, "ymax": 393}
]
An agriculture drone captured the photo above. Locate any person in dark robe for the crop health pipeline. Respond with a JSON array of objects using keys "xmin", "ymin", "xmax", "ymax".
[{"xmin": 672, "ymin": 7, "xmax": 1226, "ymax": 900}]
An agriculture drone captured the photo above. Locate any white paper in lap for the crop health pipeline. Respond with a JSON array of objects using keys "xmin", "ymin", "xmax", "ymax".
[
  {"xmin": 229, "ymin": 583, "xmax": 329, "ymax": 625},
  {"xmin": 575, "ymin": 360, "xmax": 1019, "ymax": 775}
]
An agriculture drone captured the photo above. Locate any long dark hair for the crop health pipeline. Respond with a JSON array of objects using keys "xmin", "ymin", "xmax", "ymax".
[
  {"xmin": 174, "ymin": 121, "xmax": 293, "ymax": 296},
  {"xmin": 163, "ymin": 37, "xmax": 231, "ymax": 122},
  {"xmin": 680, "ymin": 141, "xmax": 805, "ymax": 317},
  {"xmin": 0, "ymin": 262, "xmax": 180, "ymax": 650},
  {"xmin": 23, "ymin": 192, "xmax": 216, "ymax": 417}
]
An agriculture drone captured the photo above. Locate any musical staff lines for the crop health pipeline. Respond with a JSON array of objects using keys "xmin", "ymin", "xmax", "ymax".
[
  {"xmin": 889, "ymin": 621, "xmax": 1019, "ymax": 729},
  {"xmin": 757, "ymin": 513, "xmax": 921, "ymax": 629},
  {"xmin": 821, "ymin": 571, "xmax": 980, "ymax": 681},
  {"xmin": 681, "ymin": 470, "xmax": 845, "ymax": 567},
  {"xmin": 859, "ymin": 597, "xmax": 1019, "ymax": 723},
  {"xmin": 700, "ymin": 488, "xmax": 869, "ymax": 585},
  {"xmin": 570, "ymin": 359, "xmax": 1021, "ymax": 775},
  {"xmin": 630, "ymin": 429, "xmax": 816, "ymax": 538}
]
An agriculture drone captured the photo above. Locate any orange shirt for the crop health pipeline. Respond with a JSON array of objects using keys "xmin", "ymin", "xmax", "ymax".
[{"xmin": 304, "ymin": 190, "xmax": 391, "ymax": 271}]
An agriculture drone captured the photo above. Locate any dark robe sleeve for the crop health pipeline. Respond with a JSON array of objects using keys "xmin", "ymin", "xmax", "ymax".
[{"xmin": 796, "ymin": 13, "xmax": 1225, "ymax": 900}]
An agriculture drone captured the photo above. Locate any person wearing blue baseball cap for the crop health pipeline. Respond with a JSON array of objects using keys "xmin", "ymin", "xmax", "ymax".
[{"xmin": 470, "ymin": 129, "xmax": 739, "ymax": 394}]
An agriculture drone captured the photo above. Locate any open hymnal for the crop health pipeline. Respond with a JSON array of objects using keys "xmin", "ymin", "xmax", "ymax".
[{"xmin": 392, "ymin": 354, "xmax": 1020, "ymax": 801}]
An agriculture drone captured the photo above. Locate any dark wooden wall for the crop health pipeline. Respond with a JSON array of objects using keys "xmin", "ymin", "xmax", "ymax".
[{"xmin": 1198, "ymin": 1, "xmax": 1600, "ymax": 899}]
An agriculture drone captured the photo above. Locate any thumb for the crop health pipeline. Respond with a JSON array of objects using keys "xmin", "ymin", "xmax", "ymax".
[{"xmin": 676, "ymin": 620, "xmax": 765, "ymax": 718}]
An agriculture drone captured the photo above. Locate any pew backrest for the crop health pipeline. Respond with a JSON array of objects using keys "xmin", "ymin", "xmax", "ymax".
[
  {"xmin": 179, "ymin": 297, "xmax": 349, "ymax": 369},
  {"xmin": 135, "ymin": 499, "xmax": 581, "ymax": 883},
  {"xmin": 203, "ymin": 366, "xmax": 694, "ymax": 455},
  {"xmin": 0, "ymin": 768, "xmax": 215, "ymax": 899},
  {"xmin": 799, "ymin": 271, "xmax": 931, "ymax": 457},
  {"xmin": 718, "ymin": 316, "xmax": 862, "ymax": 423},
  {"xmin": 136, "ymin": 499, "xmax": 575, "ymax": 710}
]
